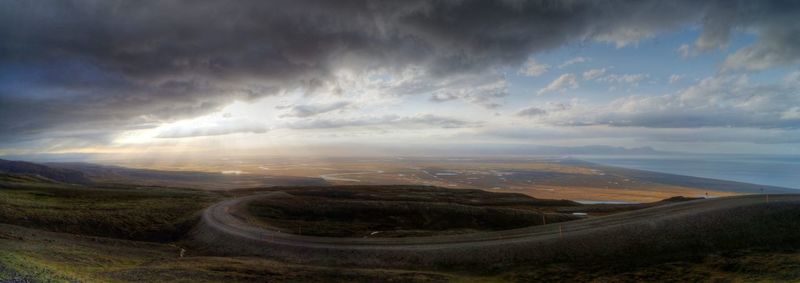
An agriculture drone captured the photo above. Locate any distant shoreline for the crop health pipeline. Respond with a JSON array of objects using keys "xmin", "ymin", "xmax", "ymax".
[{"xmin": 583, "ymin": 155, "xmax": 800, "ymax": 190}]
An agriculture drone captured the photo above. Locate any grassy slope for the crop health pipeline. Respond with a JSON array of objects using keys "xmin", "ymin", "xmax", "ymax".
[
  {"xmin": 3, "ymin": 222, "xmax": 799, "ymax": 283},
  {"xmin": 1, "ymin": 181, "xmax": 799, "ymax": 282},
  {"xmin": 244, "ymin": 186, "xmax": 580, "ymax": 237},
  {"xmin": 0, "ymin": 181, "xmax": 219, "ymax": 242},
  {"xmin": 0, "ymin": 181, "xmax": 467, "ymax": 282},
  {"xmin": 502, "ymin": 248, "xmax": 800, "ymax": 282},
  {"xmin": 0, "ymin": 224, "xmax": 466, "ymax": 283}
]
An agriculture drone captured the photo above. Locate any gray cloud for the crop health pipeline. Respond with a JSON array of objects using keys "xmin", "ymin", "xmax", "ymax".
[
  {"xmin": 385, "ymin": 71, "xmax": 509, "ymax": 109},
  {"xmin": 516, "ymin": 107, "xmax": 548, "ymax": 117},
  {"xmin": 279, "ymin": 101, "xmax": 351, "ymax": 118},
  {"xmin": 477, "ymin": 124, "xmax": 800, "ymax": 145},
  {"xmin": 547, "ymin": 75, "xmax": 800, "ymax": 129},
  {"xmin": 284, "ymin": 114, "xmax": 478, "ymax": 130},
  {"xmin": 1, "ymin": 0, "xmax": 799, "ymax": 147}
]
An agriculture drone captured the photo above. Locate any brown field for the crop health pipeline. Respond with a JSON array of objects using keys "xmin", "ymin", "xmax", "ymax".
[
  {"xmin": 103, "ymin": 157, "xmax": 761, "ymax": 202},
  {"xmin": 504, "ymin": 185, "xmax": 739, "ymax": 203}
]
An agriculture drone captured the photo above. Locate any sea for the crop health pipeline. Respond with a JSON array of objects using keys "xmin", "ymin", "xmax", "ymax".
[{"xmin": 582, "ymin": 155, "xmax": 800, "ymax": 190}]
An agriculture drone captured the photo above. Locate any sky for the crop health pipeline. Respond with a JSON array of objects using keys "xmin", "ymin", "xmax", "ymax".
[{"xmin": 1, "ymin": 0, "xmax": 799, "ymax": 159}]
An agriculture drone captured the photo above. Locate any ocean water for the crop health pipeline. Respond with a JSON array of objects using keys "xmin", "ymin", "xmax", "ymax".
[{"xmin": 583, "ymin": 155, "xmax": 800, "ymax": 190}]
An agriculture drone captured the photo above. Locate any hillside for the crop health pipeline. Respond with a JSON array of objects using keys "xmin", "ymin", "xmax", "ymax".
[
  {"xmin": 46, "ymin": 162, "xmax": 328, "ymax": 189},
  {"xmin": 0, "ymin": 159, "xmax": 91, "ymax": 184}
]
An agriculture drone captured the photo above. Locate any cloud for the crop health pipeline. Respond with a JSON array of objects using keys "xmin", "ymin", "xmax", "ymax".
[
  {"xmin": 283, "ymin": 114, "xmax": 479, "ymax": 130},
  {"xmin": 582, "ymin": 68, "xmax": 607, "ymax": 80},
  {"xmin": 515, "ymin": 107, "xmax": 548, "ymax": 117},
  {"xmin": 537, "ymin": 74, "xmax": 578, "ymax": 95},
  {"xmin": 419, "ymin": 73, "xmax": 509, "ymax": 108},
  {"xmin": 429, "ymin": 93, "xmax": 460, "ymax": 102},
  {"xmin": 515, "ymin": 101, "xmax": 575, "ymax": 118},
  {"xmin": 599, "ymin": 73, "xmax": 649, "ymax": 85},
  {"xmin": 583, "ymin": 69, "xmax": 648, "ymax": 85},
  {"xmin": 722, "ymin": 31, "xmax": 800, "ymax": 71},
  {"xmin": 156, "ymin": 119, "xmax": 268, "ymax": 138},
  {"xmin": 677, "ymin": 44, "xmax": 692, "ymax": 57},
  {"xmin": 781, "ymin": 107, "xmax": 800, "ymax": 120},
  {"xmin": 714, "ymin": 2, "xmax": 800, "ymax": 71},
  {"xmin": 280, "ymin": 101, "xmax": 351, "ymax": 118},
  {"xmin": 785, "ymin": 70, "xmax": 800, "ymax": 84},
  {"xmin": 477, "ymin": 124, "xmax": 800, "ymax": 145},
  {"xmin": 518, "ymin": 58, "xmax": 549, "ymax": 77},
  {"xmin": 1, "ymin": 0, "xmax": 799, "ymax": 149},
  {"xmin": 545, "ymin": 75, "xmax": 800, "ymax": 129},
  {"xmin": 669, "ymin": 74, "xmax": 683, "ymax": 84},
  {"xmin": 558, "ymin": 57, "xmax": 589, "ymax": 68}
]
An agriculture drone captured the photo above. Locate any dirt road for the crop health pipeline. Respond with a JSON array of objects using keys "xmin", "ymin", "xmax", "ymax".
[{"xmin": 191, "ymin": 192, "xmax": 800, "ymax": 267}]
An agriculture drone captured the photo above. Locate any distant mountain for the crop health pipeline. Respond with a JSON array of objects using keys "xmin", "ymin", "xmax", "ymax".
[
  {"xmin": 46, "ymin": 162, "xmax": 233, "ymax": 183},
  {"xmin": 0, "ymin": 159, "xmax": 92, "ymax": 184}
]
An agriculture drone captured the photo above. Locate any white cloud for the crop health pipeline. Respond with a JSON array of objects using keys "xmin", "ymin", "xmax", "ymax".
[
  {"xmin": 518, "ymin": 58, "xmax": 550, "ymax": 77},
  {"xmin": 599, "ymin": 73, "xmax": 649, "ymax": 85},
  {"xmin": 669, "ymin": 74, "xmax": 683, "ymax": 84},
  {"xmin": 543, "ymin": 74, "xmax": 800, "ymax": 129},
  {"xmin": 537, "ymin": 74, "xmax": 579, "ymax": 95},
  {"xmin": 558, "ymin": 57, "xmax": 589, "ymax": 68},
  {"xmin": 677, "ymin": 44, "xmax": 691, "ymax": 58},
  {"xmin": 427, "ymin": 77, "xmax": 508, "ymax": 108},
  {"xmin": 376, "ymin": 67, "xmax": 509, "ymax": 109},
  {"xmin": 156, "ymin": 118, "xmax": 268, "ymax": 138},
  {"xmin": 582, "ymin": 68, "xmax": 607, "ymax": 80},
  {"xmin": 782, "ymin": 107, "xmax": 800, "ymax": 120},
  {"xmin": 477, "ymin": 125, "xmax": 800, "ymax": 145},
  {"xmin": 595, "ymin": 27, "xmax": 656, "ymax": 48}
]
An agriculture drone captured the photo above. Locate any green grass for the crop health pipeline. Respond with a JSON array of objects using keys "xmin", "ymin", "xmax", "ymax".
[
  {"xmin": 2, "ymin": 223, "xmax": 799, "ymax": 283},
  {"xmin": 0, "ymin": 172, "xmax": 57, "ymax": 184},
  {"xmin": 1, "ymin": 182, "xmax": 799, "ymax": 282},
  {"xmin": 243, "ymin": 186, "xmax": 579, "ymax": 237},
  {"xmin": 0, "ymin": 224, "xmax": 463, "ymax": 282},
  {"xmin": 0, "ymin": 180, "xmax": 220, "ymax": 242},
  {"xmin": 502, "ymin": 248, "xmax": 800, "ymax": 282}
]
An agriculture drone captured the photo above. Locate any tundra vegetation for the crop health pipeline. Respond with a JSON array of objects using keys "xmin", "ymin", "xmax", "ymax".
[{"xmin": 1, "ymin": 164, "xmax": 799, "ymax": 282}]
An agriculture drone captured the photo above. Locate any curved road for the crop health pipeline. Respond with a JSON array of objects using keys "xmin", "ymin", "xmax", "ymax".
[{"xmin": 199, "ymin": 192, "xmax": 800, "ymax": 251}]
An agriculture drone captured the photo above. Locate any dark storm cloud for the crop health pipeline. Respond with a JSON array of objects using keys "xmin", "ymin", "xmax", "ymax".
[{"xmin": 1, "ymin": 0, "xmax": 798, "ymax": 145}]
